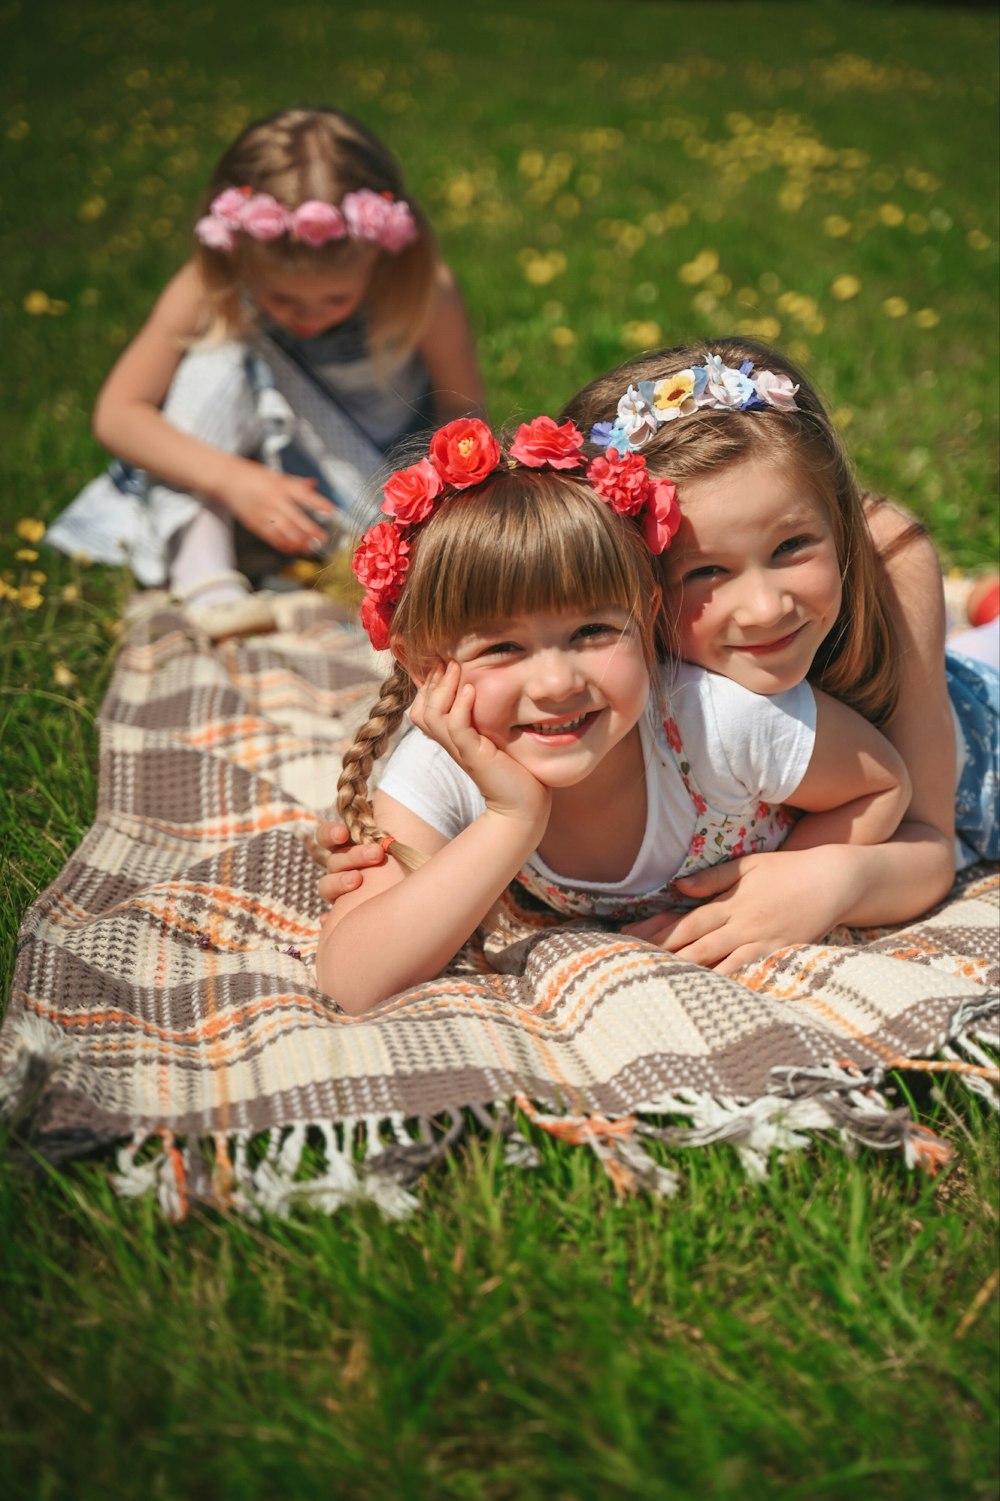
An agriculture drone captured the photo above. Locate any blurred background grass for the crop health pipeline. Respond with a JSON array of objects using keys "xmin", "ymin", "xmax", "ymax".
[
  {"xmin": 2, "ymin": 0, "xmax": 997, "ymax": 564},
  {"xmin": 0, "ymin": 6, "xmax": 998, "ymax": 1497}
]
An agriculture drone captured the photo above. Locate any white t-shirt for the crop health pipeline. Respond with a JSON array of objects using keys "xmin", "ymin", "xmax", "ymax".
[{"xmin": 376, "ymin": 663, "xmax": 816, "ymax": 901}]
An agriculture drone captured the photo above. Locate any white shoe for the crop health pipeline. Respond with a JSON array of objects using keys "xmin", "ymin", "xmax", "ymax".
[{"xmin": 179, "ymin": 570, "xmax": 278, "ymax": 641}]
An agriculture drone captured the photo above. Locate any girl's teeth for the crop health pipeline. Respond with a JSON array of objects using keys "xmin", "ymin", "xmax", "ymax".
[{"xmin": 531, "ymin": 715, "xmax": 585, "ymax": 735}]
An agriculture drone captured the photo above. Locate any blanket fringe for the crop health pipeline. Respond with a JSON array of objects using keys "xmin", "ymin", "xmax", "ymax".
[{"xmin": 7, "ymin": 994, "xmax": 997, "ymax": 1219}]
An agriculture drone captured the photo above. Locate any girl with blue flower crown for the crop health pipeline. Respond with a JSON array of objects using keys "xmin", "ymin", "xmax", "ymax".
[
  {"xmin": 316, "ymin": 338, "xmax": 997, "ymax": 976},
  {"xmin": 45, "ymin": 106, "xmax": 484, "ymax": 639}
]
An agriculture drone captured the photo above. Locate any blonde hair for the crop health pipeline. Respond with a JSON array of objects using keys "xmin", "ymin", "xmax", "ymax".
[
  {"xmin": 337, "ymin": 460, "xmax": 665, "ymax": 860},
  {"xmin": 192, "ymin": 107, "xmax": 437, "ymax": 358},
  {"xmin": 561, "ymin": 337, "xmax": 899, "ymax": 725}
]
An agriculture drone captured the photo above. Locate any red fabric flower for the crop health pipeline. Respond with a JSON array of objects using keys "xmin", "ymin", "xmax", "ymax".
[
  {"xmin": 663, "ymin": 716, "xmax": 683, "ymax": 754},
  {"xmin": 360, "ymin": 593, "xmax": 394, "ymax": 650},
  {"xmin": 641, "ymin": 478, "xmax": 681, "ymax": 555},
  {"xmin": 509, "ymin": 416, "xmax": 585, "ymax": 470},
  {"xmin": 429, "ymin": 418, "xmax": 500, "ymax": 488},
  {"xmin": 352, "ymin": 521, "xmax": 410, "ymax": 602},
  {"xmin": 381, "ymin": 457, "xmax": 443, "ymax": 524},
  {"xmin": 586, "ymin": 449, "xmax": 650, "ymax": 516}
]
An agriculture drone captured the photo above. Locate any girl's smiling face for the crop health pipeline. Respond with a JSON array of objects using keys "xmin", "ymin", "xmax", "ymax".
[
  {"xmin": 246, "ymin": 258, "xmax": 375, "ymax": 339},
  {"xmin": 665, "ymin": 456, "xmax": 843, "ymax": 695},
  {"xmin": 444, "ymin": 606, "xmax": 652, "ymax": 790}
]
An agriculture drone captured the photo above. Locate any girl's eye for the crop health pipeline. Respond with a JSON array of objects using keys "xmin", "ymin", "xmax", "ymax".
[
  {"xmin": 775, "ymin": 535, "xmax": 811, "ymax": 557},
  {"xmin": 575, "ymin": 622, "xmax": 618, "ymax": 641},
  {"xmin": 682, "ymin": 564, "xmax": 723, "ymax": 583},
  {"xmin": 479, "ymin": 640, "xmax": 520, "ymax": 657}
]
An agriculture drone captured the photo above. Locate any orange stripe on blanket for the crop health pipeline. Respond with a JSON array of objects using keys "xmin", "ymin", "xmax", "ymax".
[
  {"xmin": 107, "ymin": 806, "xmax": 317, "ymax": 839},
  {"xmin": 26, "ymin": 989, "xmax": 335, "ymax": 1046}
]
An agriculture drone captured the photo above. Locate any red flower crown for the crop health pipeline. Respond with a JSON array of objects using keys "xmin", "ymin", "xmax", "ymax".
[{"xmin": 352, "ymin": 416, "xmax": 681, "ymax": 649}]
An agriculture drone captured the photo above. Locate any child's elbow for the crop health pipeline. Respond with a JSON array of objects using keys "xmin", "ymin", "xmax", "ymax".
[
  {"xmin": 315, "ymin": 953, "xmax": 382, "ymax": 1016},
  {"xmin": 92, "ymin": 392, "xmax": 117, "ymax": 451}
]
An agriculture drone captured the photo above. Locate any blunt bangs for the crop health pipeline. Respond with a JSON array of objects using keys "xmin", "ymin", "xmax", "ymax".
[{"xmin": 391, "ymin": 474, "xmax": 655, "ymax": 666}]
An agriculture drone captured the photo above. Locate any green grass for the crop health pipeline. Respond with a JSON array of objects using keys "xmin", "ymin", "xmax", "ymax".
[{"xmin": 1, "ymin": 1, "xmax": 998, "ymax": 1496}]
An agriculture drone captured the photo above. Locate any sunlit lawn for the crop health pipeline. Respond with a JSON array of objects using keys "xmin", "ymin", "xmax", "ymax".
[{"xmin": 1, "ymin": 2, "xmax": 998, "ymax": 1497}]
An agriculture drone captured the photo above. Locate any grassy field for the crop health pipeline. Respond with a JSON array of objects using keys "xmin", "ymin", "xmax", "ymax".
[{"xmin": 1, "ymin": 2, "xmax": 998, "ymax": 1497}]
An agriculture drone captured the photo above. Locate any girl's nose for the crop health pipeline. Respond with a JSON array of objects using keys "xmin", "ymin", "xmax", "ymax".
[
  {"xmin": 733, "ymin": 572, "xmax": 790, "ymax": 628},
  {"xmin": 527, "ymin": 648, "xmax": 583, "ymax": 701}
]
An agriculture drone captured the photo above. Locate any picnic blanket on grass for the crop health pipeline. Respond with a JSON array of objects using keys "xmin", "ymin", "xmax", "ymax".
[{"xmin": 2, "ymin": 593, "xmax": 998, "ymax": 1220}]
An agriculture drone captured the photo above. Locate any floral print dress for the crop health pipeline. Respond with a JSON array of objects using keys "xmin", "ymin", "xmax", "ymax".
[{"xmin": 510, "ymin": 708, "xmax": 797, "ymax": 927}]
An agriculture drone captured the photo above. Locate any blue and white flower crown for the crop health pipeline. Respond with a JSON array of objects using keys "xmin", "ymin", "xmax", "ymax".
[{"xmin": 590, "ymin": 356, "xmax": 800, "ymax": 454}]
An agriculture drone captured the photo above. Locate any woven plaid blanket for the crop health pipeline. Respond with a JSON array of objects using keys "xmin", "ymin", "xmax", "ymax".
[{"xmin": 3, "ymin": 595, "xmax": 998, "ymax": 1220}]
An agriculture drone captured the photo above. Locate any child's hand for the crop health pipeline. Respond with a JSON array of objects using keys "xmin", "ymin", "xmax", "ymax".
[
  {"xmin": 312, "ymin": 820, "xmax": 387, "ymax": 907},
  {"xmin": 411, "ymin": 661, "xmax": 551, "ymax": 827},
  {"xmin": 623, "ymin": 847, "xmax": 860, "ymax": 973},
  {"xmin": 220, "ymin": 458, "xmax": 336, "ymax": 553}
]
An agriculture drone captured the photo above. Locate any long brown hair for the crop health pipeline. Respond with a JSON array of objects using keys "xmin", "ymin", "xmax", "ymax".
[
  {"xmin": 336, "ymin": 458, "xmax": 664, "ymax": 859},
  {"xmin": 561, "ymin": 337, "xmax": 899, "ymax": 724},
  {"xmin": 193, "ymin": 107, "xmax": 438, "ymax": 358}
]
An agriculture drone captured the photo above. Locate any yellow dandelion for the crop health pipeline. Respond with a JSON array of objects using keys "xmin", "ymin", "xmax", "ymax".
[
  {"xmin": 78, "ymin": 195, "xmax": 107, "ymax": 222},
  {"xmin": 967, "ymin": 229, "xmax": 991, "ymax": 251},
  {"xmin": 0, "ymin": 579, "xmax": 14, "ymax": 600},
  {"xmin": 23, "ymin": 290, "xmax": 50, "ymax": 315},
  {"xmin": 831, "ymin": 407, "xmax": 854, "ymax": 429},
  {"xmin": 622, "ymin": 320, "xmax": 662, "ymax": 349},
  {"xmin": 80, "ymin": 288, "xmax": 101, "ymax": 307},
  {"xmin": 16, "ymin": 518, "xmax": 46, "ymax": 543},
  {"xmin": 907, "ymin": 213, "xmax": 929, "ymax": 235},
  {"xmin": 736, "ymin": 316, "xmax": 782, "ymax": 341},
  {"xmin": 7, "ymin": 120, "xmax": 29, "ymax": 141},
  {"xmin": 52, "ymin": 661, "xmax": 78, "ymax": 689},
  {"xmin": 48, "ymin": 300, "xmax": 68, "ymax": 316},
  {"xmin": 551, "ymin": 326, "xmax": 576, "ymax": 348},
  {"xmin": 30, "ymin": 570, "xmax": 47, "ymax": 584},
  {"xmin": 15, "ymin": 548, "xmax": 39, "ymax": 562},
  {"xmin": 690, "ymin": 290, "xmax": 718, "ymax": 316},
  {"xmin": 878, "ymin": 203, "xmax": 905, "ymax": 227},
  {"xmin": 18, "ymin": 584, "xmax": 44, "ymax": 610},
  {"xmin": 787, "ymin": 340, "xmax": 811, "ymax": 366},
  {"xmin": 823, "ymin": 215, "xmax": 852, "ymax": 239},
  {"xmin": 280, "ymin": 558, "xmax": 323, "ymax": 585},
  {"xmin": 518, "ymin": 150, "xmax": 545, "ymax": 180},
  {"xmin": 61, "ymin": 583, "xmax": 80, "ymax": 603},
  {"xmin": 830, "ymin": 274, "xmax": 861, "ymax": 301},
  {"xmin": 882, "ymin": 296, "xmax": 909, "ymax": 319},
  {"xmin": 778, "ymin": 186, "xmax": 805, "ymax": 214},
  {"xmin": 678, "ymin": 249, "xmax": 719, "ymax": 286},
  {"xmin": 662, "ymin": 203, "xmax": 689, "ymax": 228},
  {"xmin": 914, "ymin": 308, "xmax": 940, "ymax": 329}
]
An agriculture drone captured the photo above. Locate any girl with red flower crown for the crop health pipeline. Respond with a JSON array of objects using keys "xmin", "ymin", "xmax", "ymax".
[
  {"xmin": 45, "ymin": 107, "xmax": 484, "ymax": 639},
  {"xmin": 316, "ymin": 414, "xmax": 910, "ymax": 1014}
]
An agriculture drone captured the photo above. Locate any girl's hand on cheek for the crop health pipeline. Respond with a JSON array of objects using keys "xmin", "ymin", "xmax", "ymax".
[{"xmin": 411, "ymin": 661, "xmax": 550, "ymax": 826}]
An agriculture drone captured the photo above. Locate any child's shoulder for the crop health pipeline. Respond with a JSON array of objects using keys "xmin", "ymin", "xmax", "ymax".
[
  {"xmin": 146, "ymin": 260, "xmax": 212, "ymax": 337},
  {"xmin": 666, "ymin": 661, "xmax": 813, "ymax": 715}
]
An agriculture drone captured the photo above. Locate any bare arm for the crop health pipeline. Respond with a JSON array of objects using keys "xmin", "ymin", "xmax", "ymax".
[
  {"xmin": 781, "ymin": 688, "xmax": 911, "ymax": 847},
  {"xmin": 317, "ymin": 664, "xmax": 549, "ymax": 1013},
  {"xmin": 418, "ymin": 263, "xmax": 487, "ymax": 422},
  {"xmin": 92, "ymin": 261, "xmax": 333, "ymax": 551}
]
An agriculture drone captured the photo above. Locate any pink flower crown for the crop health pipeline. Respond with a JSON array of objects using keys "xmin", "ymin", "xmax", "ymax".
[
  {"xmin": 353, "ymin": 416, "xmax": 681, "ymax": 649},
  {"xmin": 194, "ymin": 185, "xmax": 419, "ymax": 254}
]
